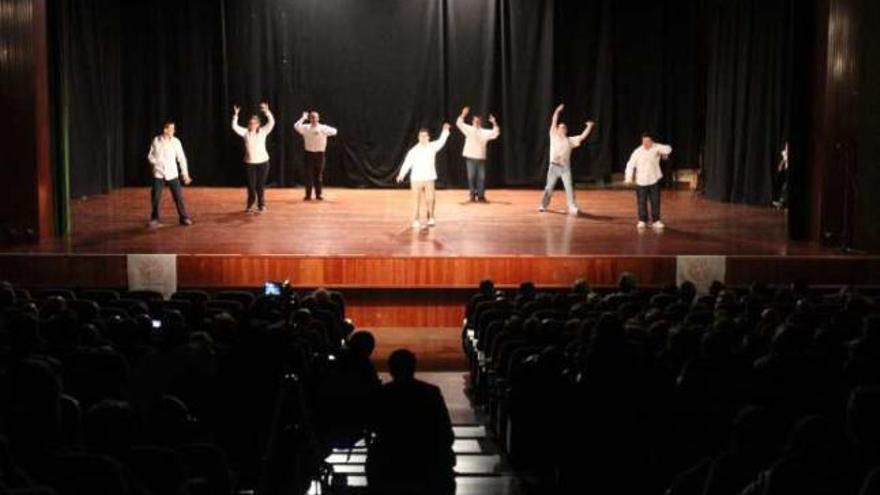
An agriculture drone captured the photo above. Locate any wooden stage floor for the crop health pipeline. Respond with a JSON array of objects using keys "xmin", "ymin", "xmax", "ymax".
[
  {"xmin": 15, "ymin": 187, "xmax": 816, "ymax": 256},
  {"xmin": 2, "ymin": 188, "xmax": 876, "ymax": 294}
]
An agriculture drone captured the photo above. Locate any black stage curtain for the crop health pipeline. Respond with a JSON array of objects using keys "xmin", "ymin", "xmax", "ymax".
[
  {"xmin": 58, "ymin": 0, "xmax": 793, "ymax": 203},
  {"xmin": 59, "ymin": 0, "xmax": 124, "ymax": 196},
  {"xmin": 702, "ymin": 0, "xmax": 794, "ymax": 204},
  {"xmin": 554, "ymin": 0, "xmax": 706, "ymax": 183}
]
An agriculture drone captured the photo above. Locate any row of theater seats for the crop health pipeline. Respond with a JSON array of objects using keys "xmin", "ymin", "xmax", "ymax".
[
  {"xmin": 462, "ymin": 277, "xmax": 880, "ymax": 495},
  {"xmin": 0, "ymin": 282, "xmax": 362, "ymax": 495},
  {"xmin": 8, "ymin": 287, "xmax": 345, "ymax": 326}
]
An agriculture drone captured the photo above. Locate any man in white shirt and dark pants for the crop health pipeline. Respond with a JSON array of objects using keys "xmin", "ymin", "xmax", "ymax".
[
  {"xmin": 147, "ymin": 122, "xmax": 193, "ymax": 227},
  {"xmin": 232, "ymin": 102, "xmax": 275, "ymax": 213},
  {"xmin": 294, "ymin": 111, "xmax": 338, "ymax": 201},
  {"xmin": 540, "ymin": 104, "xmax": 595, "ymax": 215},
  {"xmin": 397, "ymin": 123, "xmax": 451, "ymax": 229},
  {"xmin": 456, "ymin": 106, "xmax": 500, "ymax": 202},
  {"xmin": 624, "ymin": 133, "xmax": 672, "ymax": 230}
]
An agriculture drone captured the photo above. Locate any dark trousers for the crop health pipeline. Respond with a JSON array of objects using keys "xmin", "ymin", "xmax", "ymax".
[
  {"xmin": 151, "ymin": 178, "xmax": 189, "ymax": 222},
  {"xmin": 466, "ymin": 158, "xmax": 486, "ymax": 200},
  {"xmin": 774, "ymin": 169, "xmax": 788, "ymax": 206},
  {"xmin": 304, "ymin": 151, "xmax": 326, "ymax": 199},
  {"xmin": 245, "ymin": 161, "xmax": 270, "ymax": 209},
  {"xmin": 636, "ymin": 181, "xmax": 662, "ymax": 222}
]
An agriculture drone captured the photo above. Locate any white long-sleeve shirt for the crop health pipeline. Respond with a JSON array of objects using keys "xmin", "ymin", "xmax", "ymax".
[
  {"xmin": 397, "ymin": 129, "xmax": 450, "ymax": 182},
  {"xmin": 232, "ymin": 111, "xmax": 275, "ymax": 164},
  {"xmin": 624, "ymin": 143, "xmax": 673, "ymax": 186},
  {"xmin": 147, "ymin": 135, "xmax": 188, "ymax": 180},
  {"xmin": 549, "ymin": 131, "xmax": 587, "ymax": 167},
  {"xmin": 294, "ymin": 118, "xmax": 338, "ymax": 152},
  {"xmin": 456, "ymin": 117, "xmax": 500, "ymax": 160}
]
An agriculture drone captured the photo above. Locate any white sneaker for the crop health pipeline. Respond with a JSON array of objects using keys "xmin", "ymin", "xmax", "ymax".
[
  {"xmin": 411, "ymin": 220, "xmax": 421, "ymax": 229},
  {"xmin": 427, "ymin": 218, "xmax": 436, "ymax": 227},
  {"xmin": 538, "ymin": 206, "xmax": 547, "ymax": 212},
  {"xmin": 637, "ymin": 221, "xmax": 647, "ymax": 229},
  {"xmin": 568, "ymin": 206, "xmax": 579, "ymax": 215},
  {"xmin": 652, "ymin": 221, "xmax": 665, "ymax": 230}
]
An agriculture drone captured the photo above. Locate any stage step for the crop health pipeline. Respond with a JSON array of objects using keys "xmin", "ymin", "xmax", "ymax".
[
  {"xmin": 309, "ymin": 423, "xmax": 517, "ymax": 495},
  {"xmin": 308, "ymin": 373, "xmax": 518, "ymax": 494}
]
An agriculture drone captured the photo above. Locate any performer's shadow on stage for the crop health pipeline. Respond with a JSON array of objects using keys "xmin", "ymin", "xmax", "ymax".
[
  {"xmin": 457, "ymin": 200, "xmax": 513, "ymax": 206},
  {"xmin": 75, "ymin": 225, "xmax": 162, "ymax": 250},
  {"xmin": 544, "ymin": 209, "xmax": 615, "ymax": 221},
  {"xmin": 210, "ymin": 211, "xmax": 265, "ymax": 225},
  {"xmin": 389, "ymin": 227, "xmax": 445, "ymax": 251}
]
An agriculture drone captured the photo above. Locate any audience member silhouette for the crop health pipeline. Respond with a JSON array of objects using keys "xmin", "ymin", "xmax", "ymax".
[
  {"xmin": 316, "ymin": 330, "xmax": 381, "ymax": 448},
  {"xmin": 367, "ymin": 349, "xmax": 455, "ymax": 495}
]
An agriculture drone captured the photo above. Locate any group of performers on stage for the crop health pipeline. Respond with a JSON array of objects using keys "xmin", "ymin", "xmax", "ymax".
[{"xmin": 147, "ymin": 103, "xmax": 672, "ymax": 231}]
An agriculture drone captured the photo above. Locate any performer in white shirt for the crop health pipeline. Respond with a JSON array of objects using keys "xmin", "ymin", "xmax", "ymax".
[
  {"xmin": 294, "ymin": 111, "xmax": 338, "ymax": 201},
  {"xmin": 456, "ymin": 106, "xmax": 500, "ymax": 202},
  {"xmin": 396, "ymin": 123, "xmax": 451, "ymax": 229},
  {"xmin": 624, "ymin": 133, "xmax": 673, "ymax": 230},
  {"xmin": 540, "ymin": 104, "xmax": 595, "ymax": 215},
  {"xmin": 232, "ymin": 102, "xmax": 275, "ymax": 213},
  {"xmin": 773, "ymin": 142, "xmax": 789, "ymax": 209},
  {"xmin": 147, "ymin": 122, "xmax": 193, "ymax": 228}
]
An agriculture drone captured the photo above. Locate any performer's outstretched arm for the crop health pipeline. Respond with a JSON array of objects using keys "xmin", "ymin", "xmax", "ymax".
[
  {"xmin": 572, "ymin": 121, "xmax": 596, "ymax": 146},
  {"xmin": 294, "ymin": 112, "xmax": 308, "ymax": 135},
  {"xmin": 260, "ymin": 102, "xmax": 275, "ymax": 134},
  {"xmin": 656, "ymin": 143, "xmax": 673, "ymax": 157},
  {"xmin": 321, "ymin": 124, "xmax": 338, "ymax": 137},
  {"xmin": 488, "ymin": 114, "xmax": 500, "ymax": 140},
  {"xmin": 456, "ymin": 106, "xmax": 470, "ymax": 134},
  {"xmin": 431, "ymin": 123, "xmax": 452, "ymax": 152},
  {"xmin": 550, "ymin": 104, "xmax": 564, "ymax": 132},
  {"xmin": 231, "ymin": 105, "xmax": 246, "ymax": 136}
]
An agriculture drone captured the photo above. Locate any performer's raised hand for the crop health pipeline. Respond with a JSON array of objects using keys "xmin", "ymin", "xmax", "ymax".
[
  {"xmin": 233, "ymin": 105, "xmax": 240, "ymax": 115},
  {"xmin": 302, "ymin": 111, "xmax": 309, "ymax": 121},
  {"xmin": 461, "ymin": 106, "xmax": 470, "ymax": 117},
  {"xmin": 489, "ymin": 114, "xmax": 498, "ymax": 125},
  {"xmin": 442, "ymin": 122, "xmax": 451, "ymax": 131},
  {"xmin": 586, "ymin": 120, "xmax": 595, "ymax": 127},
  {"xmin": 260, "ymin": 102, "xmax": 270, "ymax": 113},
  {"xmin": 554, "ymin": 103, "xmax": 565, "ymax": 114}
]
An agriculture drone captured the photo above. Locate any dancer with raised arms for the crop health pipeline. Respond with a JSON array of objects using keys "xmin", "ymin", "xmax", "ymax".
[
  {"xmin": 397, "ymin": 123, "xmax": 451, "ymax": 229},
  {"xmin": 456, "ymin": 106, "xmax": 500, "ymax": 202},
  {"xmin": 294, "ymin": 110, "xmax": 338, "ymax": 201},
  {"xmin": 539, "ymin": 104, "xmax": 595, "ymax": 215},
  {"xmin": 232, "ymin": 102, "xmax": 275, "ymax": 213}
]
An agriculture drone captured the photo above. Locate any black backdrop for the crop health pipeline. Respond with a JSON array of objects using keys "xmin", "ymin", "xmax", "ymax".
[{"xmin": 59, "ymin": 0, "xmax": 794, "ymax": 206}]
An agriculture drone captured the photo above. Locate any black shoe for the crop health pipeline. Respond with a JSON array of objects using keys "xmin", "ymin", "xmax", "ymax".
[
  {"xmin": 316, "ymin": 196, "xmax": 324, "ymax": 201},
  {"xmin": 258, "ymin": 205, "xmax": 267, "ymax": 213},
  {"xmin": 304, "ymin": 196, "xmax": 312, "ymax": 202},
  {"xmin": 180, "ymin": 218, "xmax": 193, "ymax": 226},
  {"xmin": 478, "ymin": 197, "xmax": 488, "ymax": 203}
]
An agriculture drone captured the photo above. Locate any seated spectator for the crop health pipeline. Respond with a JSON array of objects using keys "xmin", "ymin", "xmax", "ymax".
[
  {"xmin": 316, "ymin": 330, "xmax": 381, "ymax": 448},
  {"xmin": 367, "ymin": 349, "xmax": 455, "ymax": 495},
  {"xmin": 739, "ymin": 415, "xmax": 852, "ymax": 495}
]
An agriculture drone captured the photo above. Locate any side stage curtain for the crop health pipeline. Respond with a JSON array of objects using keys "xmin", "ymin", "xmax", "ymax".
[{"xmin": 702, "ymin": 0, "xmax": 795, "ymax": 204}]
